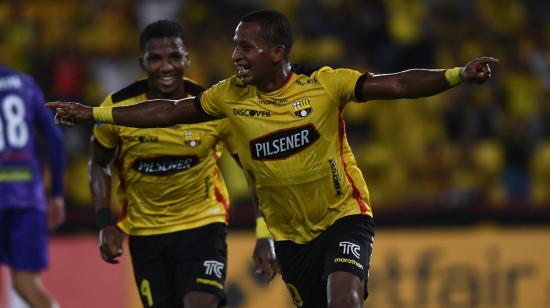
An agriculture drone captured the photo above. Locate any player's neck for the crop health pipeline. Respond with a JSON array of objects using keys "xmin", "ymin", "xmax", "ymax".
[{"xmin": 257, "ymin": 63, "xmax": 292, "ymax": 93}]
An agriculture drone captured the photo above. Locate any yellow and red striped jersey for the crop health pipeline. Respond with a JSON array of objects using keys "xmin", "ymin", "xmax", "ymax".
[
  {"xmin": 94, "ymin": 78, "xmax": 233, "ymax": 235},
  {"xmin": 199, "ymin": 67, "xmax": 373, "ymax": 243}
]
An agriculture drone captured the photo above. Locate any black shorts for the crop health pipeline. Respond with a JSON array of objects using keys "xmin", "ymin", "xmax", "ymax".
[
  {"xmin": 129, "ymin": 223, "xmax": 227, "ymax": 308},
  {"xmin": 275, "ymin": 215, "xmax": 375, "ymax": 308}
]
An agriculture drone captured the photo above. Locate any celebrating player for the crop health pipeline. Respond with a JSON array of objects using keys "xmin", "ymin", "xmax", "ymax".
[{"xmin": 48, "ymin": 10, "xmax": 498, "ymax": 308}]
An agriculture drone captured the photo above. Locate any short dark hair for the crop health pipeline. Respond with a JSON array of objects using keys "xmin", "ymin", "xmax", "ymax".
[
  {"xmin": 240, "ymin": 10, "xmax": 293, "ymax": 60},
  {"xmin": 139, "ymin": 20, "xmax": 186, "ymax": 51}
]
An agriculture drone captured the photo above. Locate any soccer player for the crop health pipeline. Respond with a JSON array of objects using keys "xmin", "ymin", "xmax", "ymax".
[
  {"xmin": 88, "ymin": 20, "xmax": 277, "ymax": 308},
  {"xmin": 48, "ymin": 10, "xmax": 498, "ymax": 308},
  {"xmin": 0, "ymin": 66, "xmax": 65, "ymax": 308}
]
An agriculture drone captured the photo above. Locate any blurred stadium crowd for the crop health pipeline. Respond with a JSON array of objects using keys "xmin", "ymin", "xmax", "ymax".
[{"xmin": 1, "ymin": 0, "xmax": 549, "ymax": 226}]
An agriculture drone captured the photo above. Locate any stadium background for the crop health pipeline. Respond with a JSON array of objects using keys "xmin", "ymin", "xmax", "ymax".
[{"xmin": 1, "ymin": 0, "xmax": 549, "ymax": 307}]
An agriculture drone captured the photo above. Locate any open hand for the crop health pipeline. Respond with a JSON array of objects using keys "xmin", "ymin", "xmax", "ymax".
[
  {"xmin": 47, "ymin": 196, "xmax": 65, "ymax": 230},
  {"xmin": 46, "ymin": 101, "xmax": 93, "ymax": 127},
  {"xmin": 460, "ymin": 57, "xmax": 500, "ymax": 84},
  {"xmin": 253, "ymin": 238, "xmax": 279, "ymax": 282},
  {"xmin": 99, "ymin": 225, "xmax": 123, "ymax": 264}
]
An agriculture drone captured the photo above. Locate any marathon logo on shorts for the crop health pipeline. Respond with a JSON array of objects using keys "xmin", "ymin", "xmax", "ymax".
[
  {"xmin": 203, "ymin": 260, "xmax": 224, "ymax": 278},
  {"xmin": 333, "ymin": 257, "xmax": 364, "ymax": 270},
  {"xmin": 291, "ymin": 98, "xmax": 312, "ymax": 118},
  {"xmin": 250, "ymin": 124, "xmax": 320, "ymax": 160},
  {"xmin": 233, "ymin": 108, "xmax": 271, "ymax": 117},
  {"xmin": 132, "ymin": 155, "xmax": 199, "ymax": 175},
  {"xmin": 183, "ymin": 131, "xmax": 201, "ymax": 147}
]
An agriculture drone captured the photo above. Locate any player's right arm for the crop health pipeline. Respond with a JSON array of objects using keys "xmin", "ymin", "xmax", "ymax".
[
  {"xmin": 47, "ymin": 97, "xmax": 215, "ymax": 127},
  {"xmin": 89, "ymin": 138, "xmax": 123, "ymax": 264}
]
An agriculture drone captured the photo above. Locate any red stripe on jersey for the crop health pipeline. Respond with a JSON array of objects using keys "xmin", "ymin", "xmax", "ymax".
[
  {"xmin": 338, "ymin": 109, "xmax": 369, "ymax": 214},
  {"xmin": 214, "ymin": 186, "xmax": 230, "ymax": 223}
]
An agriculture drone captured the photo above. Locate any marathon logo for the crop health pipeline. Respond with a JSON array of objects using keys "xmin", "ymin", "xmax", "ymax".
[
  {"xmin": 132, "ymin": 155, "xmax": 198, "ymax": 175},
  {"xmin": 333, "ymin": 257, "xmax": 364, "ymax": 270},
  {"xmin": 258, "ymin": 98, "xmax": 287, "ymax": 105},
  {"xmin": 121, "ymin": 135, "xmax": 159, "ymax": 143},
  {"xmin": 250, "ymin": 124, "xmax": 320, "ymax": 160},
  {"xmin": 292, "ymin": 98, "xmax": 312, "ymax": 118},
  {"xmin": 295, "ymin": 77, "xmax": 317, "ymax": 86},
  {"xmin": 183, "ymin": 131, "xmax": 201, "ymax": 147},
  {"xmin": 233, "ymin": 108, "xmax": 271, "ymax": 117}
]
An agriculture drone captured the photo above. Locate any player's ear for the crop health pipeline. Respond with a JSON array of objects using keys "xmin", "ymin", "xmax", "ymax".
[
  {"xmin": 271, "ymin": 45, "xmax": 285, "ymax": 64},
  {"xmin": 139, "ymin": 56, "xmax": 146, "ymax": 72},
  {"xmin": 184, "ymin": 51, "xmax": 191, "ymax": 70}
]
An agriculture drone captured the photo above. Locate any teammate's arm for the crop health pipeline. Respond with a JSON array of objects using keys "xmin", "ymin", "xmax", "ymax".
[
  {"xmin": 47, "ymin": 97, "xmax": 215, "ymax": 127},
  {"xmin": 89, "ymin": 138, "xmax": 123, "ymax": 264},
  {"xmin": 359, "ymin": 57, "xmax": 499, "ymax": 101}
]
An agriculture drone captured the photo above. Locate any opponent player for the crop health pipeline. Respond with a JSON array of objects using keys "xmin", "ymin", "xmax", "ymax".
[
  {"xmin": 49, "ymin": 10, "xmax": 498, "ymax": 308},
  {"xmin": 0, "ymin": 66, "xmax": 65, "ymax": 308},
  {"xmin": 88, "ymin": 20, "xmax": 276, "ymax": 308}
]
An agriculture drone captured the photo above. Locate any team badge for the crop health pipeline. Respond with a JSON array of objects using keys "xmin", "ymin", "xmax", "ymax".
[
  {"xmin": 183, "ymin": 131, "xmax": 201, "ymax": 147},
  {"xmin": 291, "ymin": 98, "xmax": 312, "ymax": 118}
]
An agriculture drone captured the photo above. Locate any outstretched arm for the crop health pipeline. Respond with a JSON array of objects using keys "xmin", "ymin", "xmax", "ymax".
[
  {"xmin": 46, "ymin": 97, "xmax": 216, "ymax": 127},
  {"xmin": 360, "ymin": 57, "xmax": 499, "ymax": 101}
]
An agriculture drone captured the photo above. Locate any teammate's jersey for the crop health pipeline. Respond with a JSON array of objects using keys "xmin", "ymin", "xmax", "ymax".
[
  {"xmin": 93, "ymin": 78, "xmax": 233, "ymax": 236},
  {"xmin": 0, "ymin": 67, "xmax": 64, "ymax": 211},
  {"xmin": 199, "ymin": 66, "xmax": 373, "ymax": 243}
]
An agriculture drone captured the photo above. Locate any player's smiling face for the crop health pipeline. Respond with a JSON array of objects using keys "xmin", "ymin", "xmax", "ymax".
[
  {"xmin": 232, "ymin": 21, "xmax": 279, "ymax": 91},
  {"xmin": 141, "ymin": 37, "xmax": 189, "ymax": 99}
]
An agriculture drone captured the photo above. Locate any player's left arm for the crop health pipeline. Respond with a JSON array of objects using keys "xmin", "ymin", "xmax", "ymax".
[
  {"xmin": 230, "ymin": 153, "xmax": 279, "ymax": 282},
  {"xmin": 359, "ymin": 57, "xmax": 499, "ymax": 101},
  {"xmin": 34, "ymin": 85, "xmax": 66, "ymax": 230},
  {"xmin": 249, "ymin": 184, "xmax": 279, "ymax": 282}
]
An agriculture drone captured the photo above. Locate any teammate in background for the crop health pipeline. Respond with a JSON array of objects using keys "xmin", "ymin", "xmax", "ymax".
[
  {"xmin": 88, "ymin": 20, "xmax": 277, "ymax": 308},
  {"xmin": 0, "ymin": 66, "xmax": 65, "ymax": 308},
  {"xmin": 48, "ymin": 10, "xmax": 498, "ymax": 308}
]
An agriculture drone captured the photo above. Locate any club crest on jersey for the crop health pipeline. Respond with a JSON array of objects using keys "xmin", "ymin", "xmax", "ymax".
[
  {"xmin": 291, "ymin": 98, "xmax": 312, "ymax": 118},
  {"xmin": 183, "ymin": 131, "xmax": 201, "ymax": 147},
  {"xmin": 250, "ymin": 123, "xmax": 320, "ymax": 160}
]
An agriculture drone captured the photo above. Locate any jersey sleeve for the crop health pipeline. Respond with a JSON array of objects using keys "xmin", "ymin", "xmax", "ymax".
[
  {"xmin": 316, "ymin": 67, "xmax": 364, "ymax": 108},
  {"xmin": 92, "ymin": 96, "xmax": 119, "ymax": 149},
  {"xmin": 198, "ymin": 79, "xmax": 231, "ymax": 118}
]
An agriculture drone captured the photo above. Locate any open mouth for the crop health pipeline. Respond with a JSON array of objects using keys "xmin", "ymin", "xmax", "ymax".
[{"xmin": 235, "ymin": 64, "xmax": 251, "ymax": 77}]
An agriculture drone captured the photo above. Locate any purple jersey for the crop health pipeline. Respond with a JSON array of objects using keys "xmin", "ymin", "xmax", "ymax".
[{"xmin": 0, "ymin": 67, "xmax": 64, "ymax": 211}]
